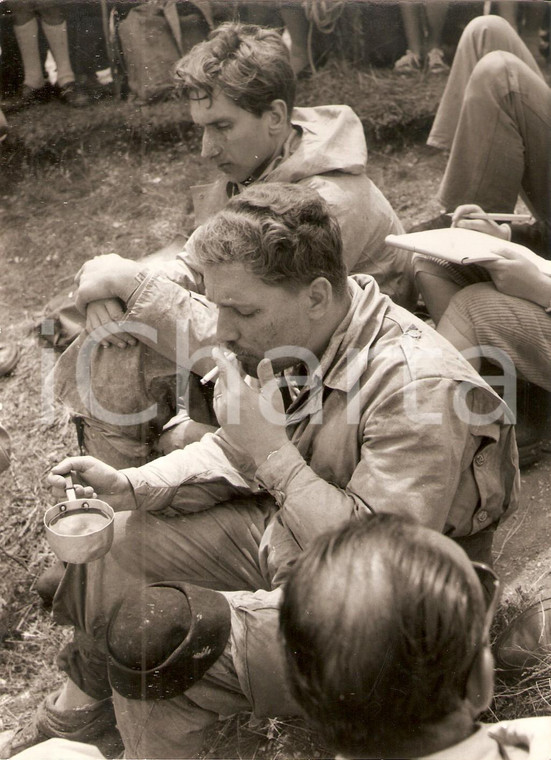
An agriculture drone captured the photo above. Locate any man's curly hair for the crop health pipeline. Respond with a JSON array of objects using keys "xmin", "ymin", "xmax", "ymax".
[{"xmin": 174, "ymin": 22, "xmax": 296, "ymax": 116}]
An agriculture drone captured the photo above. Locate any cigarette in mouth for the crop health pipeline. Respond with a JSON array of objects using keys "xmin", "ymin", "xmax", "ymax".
[{"xmin": 200, "ymin": 351, "xmax": 236, "ymax": 385}]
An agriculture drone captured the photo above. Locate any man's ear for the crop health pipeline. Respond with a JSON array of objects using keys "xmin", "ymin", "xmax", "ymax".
[
  {"xmin": 465, "ymin": 645, "xmax": 494, "ymax": 716},
  {"xmin": 306, "ymin": 277, "xmax": 333, "ymax": 320},
  {"xmin": 266, "ymin": 99, "xmax": 289, "ymax": 133}
]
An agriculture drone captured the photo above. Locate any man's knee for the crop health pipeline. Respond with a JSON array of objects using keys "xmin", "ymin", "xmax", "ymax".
[
  {"xmin": 39, "ymin": 7, "xmax": 65, "ymax": 25},
  {"xmin": 467, "ymin": 50, "xmax": 518, "ymax": 102},
  {"xmin": 448, "ymin": 281, "xmax": 497, "ymax": 322},
  {"xmin": 462, "ymin": 13, "xmax": 517, "ymax": 48},
  {"xmin": 106, "ymin": 582, "xmax": 232, "ymax": 701}
]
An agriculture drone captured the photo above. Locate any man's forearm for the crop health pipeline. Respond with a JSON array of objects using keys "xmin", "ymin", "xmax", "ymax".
[
  {"xmin": 121, "ymin": 433, "xmax": 257, "ymax": 512},
  {"xmin": 120, "ymin": 272, "xmax": 218, "ymax": 372},
  {"xmin": 255, "ymin": 442, "xmax": 365, "ymax": 548}
]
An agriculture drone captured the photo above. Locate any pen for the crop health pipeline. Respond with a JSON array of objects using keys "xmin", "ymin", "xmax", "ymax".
[
  {"xmin": 445, "ymin": 212, "xmax": 533, "ymax": 222},
  {"xmin": 200, "ymin": 352, "xmax": 236, "ymax": 385}
]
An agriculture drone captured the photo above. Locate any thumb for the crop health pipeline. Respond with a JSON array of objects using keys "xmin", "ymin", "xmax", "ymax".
[
  {"xmin": 257, "ymin": 357, "xmax": 276, "ymax": 388},
  {"xmin": 451, "ymin": 203, "xmax": 484, "ymax": 226},
  {"xmin": 257, "ymin": 358, "xmax": 286, "ymax": 418},
  {"xmin": 487, "ymin": 244, "xmax": 522, "ymax": 261},
  {"xmin": 51, "ymin": 456, "xmax": 92, "ymax": 476}
]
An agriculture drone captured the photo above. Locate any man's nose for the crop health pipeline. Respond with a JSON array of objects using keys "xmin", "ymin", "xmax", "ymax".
[
  {"xmin": 201, "ymin": 129, "xmax": 220, "ymax": 160},
  {"xmin": 216, "ymin": 310, "xmax": 239, "ymax": 344}
]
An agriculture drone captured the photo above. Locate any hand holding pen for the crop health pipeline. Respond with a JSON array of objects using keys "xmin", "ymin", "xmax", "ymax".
[{"xmin": 447, "ymin": 204, "xmax": 529, "ymax": 241}]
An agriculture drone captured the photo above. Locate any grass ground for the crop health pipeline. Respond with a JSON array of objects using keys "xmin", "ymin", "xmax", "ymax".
[{"xmin": 1, "ymin": 54, "xmax": 551, "ymax": 758}]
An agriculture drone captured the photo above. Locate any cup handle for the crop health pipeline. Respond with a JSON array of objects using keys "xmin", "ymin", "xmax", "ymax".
[{"xmin": 64, "ymin": 472, "xmax": 77, "ymax": 502}]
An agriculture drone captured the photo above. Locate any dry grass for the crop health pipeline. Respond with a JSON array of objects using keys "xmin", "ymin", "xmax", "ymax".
[
  {"xmin": 296, "ymin": 58, "xmax": 446, "ymax": 144},
  {"xmin": 486, "ymin": 589, "xmax": 551, "ymax": 722},
  {"xmin": 0, "ymin": 132, "xmax": 214, "ymax": 749},
  {"xmin": 0, "ymin": 336, "xmax": 75, "ymax": 736},
  {"xmin": 2, "ymin": 58, "xmax": 445, "ymax": 172}
]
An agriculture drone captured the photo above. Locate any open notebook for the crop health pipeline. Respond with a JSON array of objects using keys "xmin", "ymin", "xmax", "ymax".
[{"xmin": 386, "ymin": 227, "xmax": 551, "ymax": 276}]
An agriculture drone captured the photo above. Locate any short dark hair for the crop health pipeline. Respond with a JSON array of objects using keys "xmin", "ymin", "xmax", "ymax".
[
  {"xmin": 193, "ymin": 183, "xmax": 348, "ymax": 297},
  {"xmin": 174, "ymin": 22, "xmax": 296, "ymax": 116},
  {"xmin": 280, "ymin": 514, "xmax": 487, "ymax": 758}
]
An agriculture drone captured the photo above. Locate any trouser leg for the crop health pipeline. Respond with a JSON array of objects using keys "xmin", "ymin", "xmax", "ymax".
[
  {"xmin": 52, "ymin": 498, "xmax": 277, "ymax": 698},
  {"xmin": 54, "ymin": 332, "xmax": 217, "ymax": 467},
  {"xmin": 113, "ymin": 646, "xmax": 248, "ymax": 759},
  {"xmin": 443, "ymin": 282, "xmax": 551, "ymax": 393},
  {"xmin": 437, "ymin": 51, "xmax": 551, "ymax": 219},
  {"xmin": 428, "ymin": 14, "xmax": 543, "ymax": 150},
  {"xmin": 112, "ymin": 588, "xmax": 298, "ymax": 759}
]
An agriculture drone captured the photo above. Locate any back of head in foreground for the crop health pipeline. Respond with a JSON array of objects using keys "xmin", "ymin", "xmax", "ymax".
[{"xmin": 280, "ymin": 514, "xmax": 496, "ymax": 759}]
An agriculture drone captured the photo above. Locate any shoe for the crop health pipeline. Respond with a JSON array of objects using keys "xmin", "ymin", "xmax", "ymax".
[
  {"xmin": 1, "ymin": 84, "xmax": 52, "ymax": 114},
  {"xmin": 35, "ymin": 560, "xmax": 65, "ymax": 608},
  {"xmin": 407, "ymin": 212, "xmax": 452, "ymax": 233},
  {"xmin": 394, "ymin": 49, "xmax": 422, "ymax": 73},
  {"xmin": 495, "ymin": 597, "xmax": 551, "ymax": 673},
  {"xmin": 0, "ymin": 344, "xmax": 20, "ymax": 377},
  {"xmin": 57, "ymin": 82, "xmax": 91, "ymax": 108},
  {"xmin": 1, "ymin": 689, "xmax": 123, "ymax": 759},
  {"xmin": 426, "ymin": 47, "xmax": 449, "ymax": 74}
]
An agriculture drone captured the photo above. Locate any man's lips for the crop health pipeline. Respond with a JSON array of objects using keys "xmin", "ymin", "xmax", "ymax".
[{"xmin": 226, "ymin": 346, "xmax": 258, "ymax": 367}]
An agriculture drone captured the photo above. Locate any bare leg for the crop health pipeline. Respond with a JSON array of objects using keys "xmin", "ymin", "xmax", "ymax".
[
  {"xmin": 55, "ymin": 679, "xmax": 101, "ymax": 710},
  {"xmin": 416, "ymin": 271, "xmax": 462, "ymax": 324},
  {"xmin": 400, "ymin": 3, "xmax": 423, "ymax": 58},
  {"xmin": 493, "ymin": 1, "xmax": 518, "ymax": 31},
  {"xmin": 424, "ymin": 0, "xmax": 449, "ymax": 49},
  {"xmin": 437, "ymin": 312, "xmax": 481, "ymax": 371}
]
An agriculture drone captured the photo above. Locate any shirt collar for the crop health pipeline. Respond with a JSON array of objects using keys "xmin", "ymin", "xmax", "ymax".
[
  {"xmin": 415, "ymin": 725, "xmax": 506, "ymax": 760},
  {"xmin": 316, "ymin": 276, "xmax": 388, "ymax": 393},
  {"xmin": 283, "ymin": 277, "xmax": 388, "ymax": 425},
  {"xmin": 225, "ymin": 125, "xmax": 302, "ymax": 198}
]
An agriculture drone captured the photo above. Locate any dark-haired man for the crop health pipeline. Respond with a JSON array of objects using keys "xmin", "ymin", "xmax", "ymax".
[
  {"xmin": 53, "ymin": 21, "xmax": 414, "ymax": 470},
  {"xmin": 27, "ymin": 183, "xmax": 519, "ymax": 759},
  {"xmin": 281, "ymin": 513, "xmax": 551, "ymax": 759}
]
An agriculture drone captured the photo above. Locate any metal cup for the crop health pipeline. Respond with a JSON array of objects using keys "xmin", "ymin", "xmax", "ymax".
[{"xmin": 44, "ymin": 473, "xmax": 114, "ymax": 564}]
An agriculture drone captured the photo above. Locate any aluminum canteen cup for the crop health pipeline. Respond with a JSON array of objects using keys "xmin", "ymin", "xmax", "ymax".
[{"xmin": 44, "ymin": 473, "xmax": 114, "ymax": 564}]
